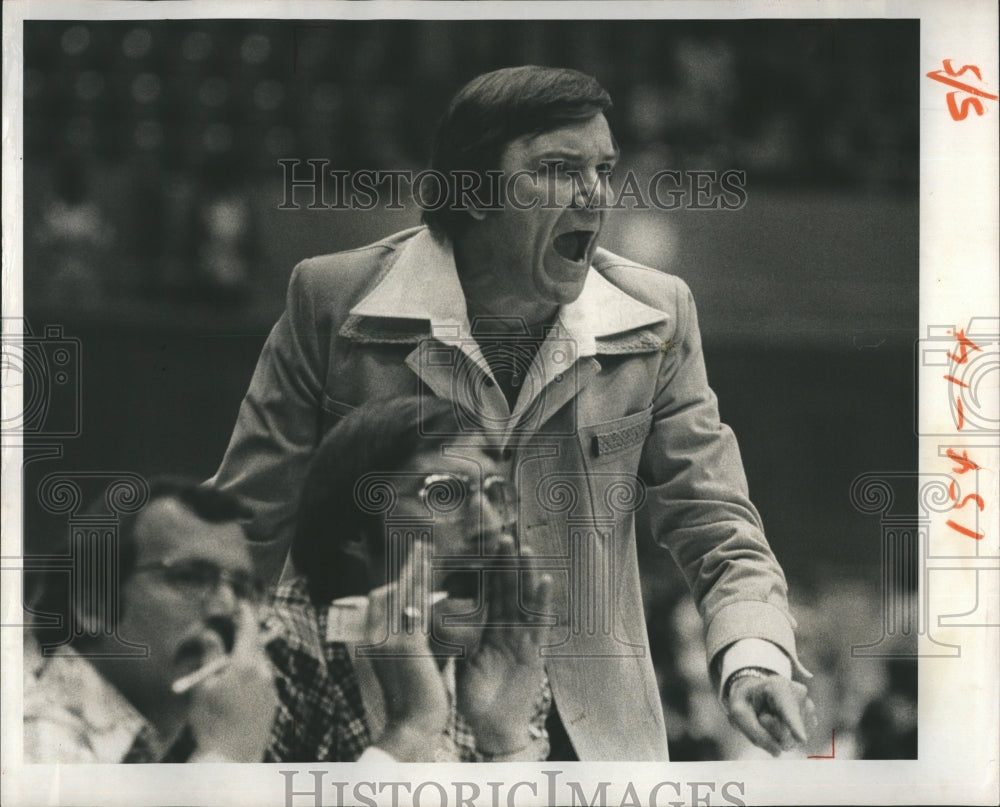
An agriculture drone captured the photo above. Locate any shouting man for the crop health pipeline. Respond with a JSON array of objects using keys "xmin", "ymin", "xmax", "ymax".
[{"xmin": 212, "ymin": 66, "xmax": 815, "ymax": 760}]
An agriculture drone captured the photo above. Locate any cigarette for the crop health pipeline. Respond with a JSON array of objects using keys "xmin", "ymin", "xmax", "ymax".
[
  {"xmin": 171, "ymin": 655, "xmax": 229, "ymax": 694},
  {"xmin": 171, "ymin": 622, "xmax": 283, "ymax": 695}
]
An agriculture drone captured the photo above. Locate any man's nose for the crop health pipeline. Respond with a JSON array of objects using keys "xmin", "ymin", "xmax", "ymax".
[
  {"xmin": 571, "ymin": 168, "xmax": 610, "ymax": 209},
  {"xmin": 478, "ymin": 492, "xmax": 505, "ymax": 531},
  {"xmin": 473, "ymin": 487, "xmax": 512, "ymax": 535},
  {"xmin": 201, "ymin": 577, "xmax": 240, "ymax": 614}
]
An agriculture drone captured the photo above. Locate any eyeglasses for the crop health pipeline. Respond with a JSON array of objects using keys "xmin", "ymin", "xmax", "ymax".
[
  {"xmin": 417, "ymin": 473, "xmax": 512, "ymax": 518},
  {"xmin": 133, "ymin": 559, "xmax": 264, "ymax": 604}
]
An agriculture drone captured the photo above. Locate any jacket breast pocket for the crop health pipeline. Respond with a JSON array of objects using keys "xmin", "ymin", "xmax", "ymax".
[
  {"xmin": 320, "ymin": 394, "xmax": 357, "ymax": 434},
  {"xmin": 576, "ymin": 406, "xmax": 654, "ymax": 470}
]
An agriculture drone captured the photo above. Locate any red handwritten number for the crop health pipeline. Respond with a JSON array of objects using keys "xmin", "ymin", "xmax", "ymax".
[
  {"xmin": 926, "ymin": 61, "xmax": 998, "ymax": 121},
  {"xmin": 942, "ymin": 60, "xmax": 984, "ymax": 81},
  {"xmin": 946, "ymin": 448, "xmax": 981, "ymax": 474},
  {"xmin": 947, "ymin": 94, "xmax": 985, "ymax": 121},
  {"xmin": 941, "ymin": 327, "xmax": 987, "ymax": 541},
  {"xmin": 948, "ymin": 481, "xmax": 986, "ymax": 512},
  {"xmin": 955, "ymin": 494, "xmax": 986, "ymax": 512},
  {"xmin": 947, "ymin": 520, "xmax": 985, "ymax": 540},
  {"xmin": 945, "ymin": 330, "xmax": 983, "ymax": 429},
  {"xmin": 947, "ymin": 329, "xmax": 983, "ymax": 364}
]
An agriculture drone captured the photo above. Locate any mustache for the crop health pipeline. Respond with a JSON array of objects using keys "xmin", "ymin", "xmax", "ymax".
[
  {"xmin": 175, "ymin": 615, "xmax": 237, "ymax": 661},
  {"xmin": 204, "ymin": 615, "xmax": 237, "ymax": 653}
]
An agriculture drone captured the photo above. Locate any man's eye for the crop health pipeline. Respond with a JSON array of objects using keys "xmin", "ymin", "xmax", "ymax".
[
  {"xmin": 421, "ymin": 476, "xmax": 468, "ymax": 512},
  {"xmin": 229, "ymin": 573, "xmax": 259, "ymax": 599},
  {"xmin": 168, "ymin": 562, "xmax": 217, "ymax": 586}
]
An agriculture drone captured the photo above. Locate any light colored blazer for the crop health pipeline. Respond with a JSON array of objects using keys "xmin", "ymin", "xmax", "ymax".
[{"xmin": 212, "ymin": 226, "xmax": 805, "ymax": 760}]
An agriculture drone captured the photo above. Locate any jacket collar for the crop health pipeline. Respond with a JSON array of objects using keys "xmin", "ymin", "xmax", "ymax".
[
  {"xmin": 348, "ymin": 228, "xmax": 469, "ymax": 335},
  {"xmin": 344, "ymin": 228, "xmax": 667, "ymax": 356}
]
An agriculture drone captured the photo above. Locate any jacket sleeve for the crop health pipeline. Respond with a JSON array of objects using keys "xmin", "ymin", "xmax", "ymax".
[
  {"xmin": 209, "ymin": 259, "xmax": 328, "ymax": 584},
  {"xmin": 640, "ymin": 276, "xmax": 807, "ymax": 681}
]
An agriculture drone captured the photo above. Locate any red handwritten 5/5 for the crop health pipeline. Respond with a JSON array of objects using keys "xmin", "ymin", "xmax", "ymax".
[{"xmin": 926, "ymin": 60, "xmax": 998, "ymax": 121}]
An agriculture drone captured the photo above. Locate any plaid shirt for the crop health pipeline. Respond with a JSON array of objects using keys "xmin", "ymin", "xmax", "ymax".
[{"xmin": 265, "ymin": 577, "xmax": 550, "ymax": 762}]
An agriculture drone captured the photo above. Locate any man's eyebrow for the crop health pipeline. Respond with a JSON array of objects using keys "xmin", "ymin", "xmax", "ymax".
[
  {"xmin": 534, "ymin": 149, "xmax": 582, "ymax": 162},
  {"xmin": 534, "ymin": 148, "xmax": 620, "ymax": 164}
]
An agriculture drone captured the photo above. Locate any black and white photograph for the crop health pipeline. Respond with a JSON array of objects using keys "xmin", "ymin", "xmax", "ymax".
[{"xmin": 2, "ymin": 1, "xmax": 997, "ymax": 806}]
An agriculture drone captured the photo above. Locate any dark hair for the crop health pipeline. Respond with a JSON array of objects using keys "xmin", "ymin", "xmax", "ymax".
[
  {"xmin": 422, "ymin": 65, "xmax": 613, "ymax": 242},
  {"xmin": 30, "ymin": 476, "xmax": 250, "ymax": 645},
  {"xmin": 292, "ymin": 397, "xmax": 462, "ymax": 606}
]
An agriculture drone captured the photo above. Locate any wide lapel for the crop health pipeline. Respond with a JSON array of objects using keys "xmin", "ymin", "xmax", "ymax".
[
  {"xmin": 341, "ymin": 232, "xmax": 671, "ymax": 439},
  {"xmin": 403, "ymin": 337, "xmax": 511, "ymax": 424},
  {"xmin": 504, "ymin": 266, "xmax": 669, "ymax": 439},
  {"xmin": 346, "ymin": 230, "xmax": 511, "ymax": 417}
]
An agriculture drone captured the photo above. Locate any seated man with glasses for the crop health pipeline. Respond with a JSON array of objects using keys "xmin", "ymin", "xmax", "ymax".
[
  {"xmin": 266, "ymin": 396, "xmax": 553, "ymax": 762},
  {"xmin": 25, "ymin": 477, "xmax": 279, "ymax": 763}
]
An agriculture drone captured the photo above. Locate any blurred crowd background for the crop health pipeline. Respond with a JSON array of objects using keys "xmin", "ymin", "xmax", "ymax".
[{"xmin": 18, "ymin": 18, "xmax": 920, "ymax": 760}]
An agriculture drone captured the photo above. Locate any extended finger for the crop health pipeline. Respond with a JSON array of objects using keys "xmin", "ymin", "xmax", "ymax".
[
  {"xmin": 231, "ymin": 601, "xmax": 259, "ymax": 659},
  {"xmin": 759, "ymin": 710, "xmax": 795, "ymax": 751},
  {"xmin": 518, "ymin": 571, "xmax": 553, "ymax": 661},
  {"xmin": 506, "ymin": 544, "xmax": 544, "ymax": 656},
  {"xmin": 399, "ymin": 540, "xmax": 432, "ymax": 634},
  {"xmin": 531, "ymin": 572, "xmax": 553, "ymax": 621},
  {"xmin": 366, "ymin": 540, "xmax": 431, "ymax": 639},
  {"xmin": 762, "ymin": 680, "xmax": 810, "ymax": 745},
  {"xmin": 727, "ymin": 694, "xmax": 783, "ymax": 757},
  {"xmin": 487, "ymin": 534, "xmax": 519, "ymax": 624},
  {"xmin": 804, "ymin": 695, "xmax": 819, "ymax": 733}
]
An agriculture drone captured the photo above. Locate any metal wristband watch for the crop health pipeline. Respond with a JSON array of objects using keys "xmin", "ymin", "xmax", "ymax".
[{"xmin": 722, "ymin": 666, "xmax": 777, "ymax": 703}]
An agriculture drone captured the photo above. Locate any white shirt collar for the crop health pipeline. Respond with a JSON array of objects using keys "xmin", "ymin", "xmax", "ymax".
[{"xmin": 349, "ymin": 228, "xmax": 667, "ymax": 357}]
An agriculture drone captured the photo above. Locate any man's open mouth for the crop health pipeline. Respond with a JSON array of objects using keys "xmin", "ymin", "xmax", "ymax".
[
  {"xmin": 552, "ymin": 230, "xmax": 595, "ymax": 263},
  {"xmin": 440, "ymin": 570, "xmax": 482, "ymax": 600}
]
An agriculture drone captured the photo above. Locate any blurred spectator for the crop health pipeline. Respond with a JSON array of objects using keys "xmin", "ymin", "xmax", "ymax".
[
  {"xmin": 858, "ymin": 659, "xmax": 918, "ymax": 759},
  {"xmin": 190, "ymin": 161, "xmax": 254, "ymax": 305},
  {"xmin": 30, "ymin": 152, "xmax": 115, "ymax": 308}
]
